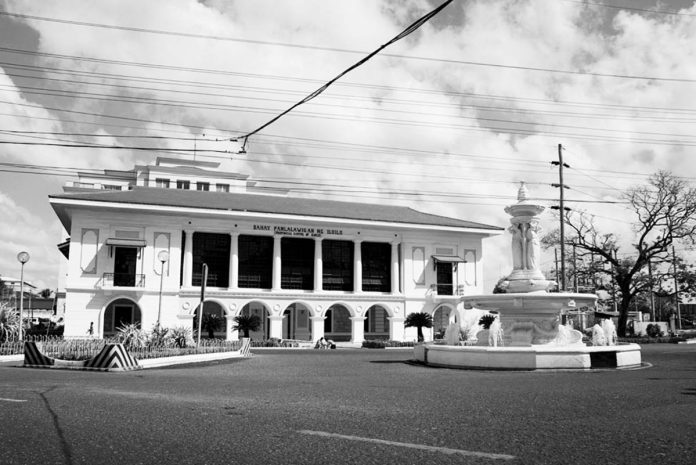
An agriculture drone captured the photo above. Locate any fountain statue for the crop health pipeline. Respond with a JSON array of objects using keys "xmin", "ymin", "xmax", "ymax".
[{"xmin": 413, "ymin": 182, "xmax": 642, "ymax": 369}]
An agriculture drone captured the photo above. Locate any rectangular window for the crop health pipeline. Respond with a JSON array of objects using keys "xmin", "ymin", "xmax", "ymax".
[
  {"xmin": 197, "ymin": 182, "xmax": 210, "ymax": 191},
  {"xmin": 281, "ymin": 237, "xmax": 314, "ymax": 290},
  {"xmin": 155, "ymin": 178, "xmax": 170, "ymax": 188},
  {"xmin": 176, "ymin": 180, "xmax": 190, "ymax": 190},
  {"xmin": 238, "ymin": 235, "xmax": 273, "ymax": 289},
  {"xmin": 361, "ymin": 242, "xmax": 391, "ymax": 292},
  {"xmin": 192, "ymin": 232, "xmax": 231, "ymax": 287},
  {"xmin": 322, "ymin": 240, "xmax": 353, "ymax": 291},
  {"xmin": 216, "ymin": 184, "xmax": 230, "ymax": 193},
  {"xmin": 103, "ymin": 184, "xmax": 121, "ymax": 191}
]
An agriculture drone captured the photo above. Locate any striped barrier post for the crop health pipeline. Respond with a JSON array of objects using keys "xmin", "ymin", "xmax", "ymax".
[
  {"xmin": 84, "ymin": 343, "xmax": 140, "ymax": 371},
  {"xmin": 239, "ymin": 338, "xmax": 252, "ymax": 357},
  {"xmin": 23, "ymin": 341, "xmax": 55, "ymax": 368}
]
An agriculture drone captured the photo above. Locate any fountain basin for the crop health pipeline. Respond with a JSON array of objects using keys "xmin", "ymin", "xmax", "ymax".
[
  {"xmin": 414, "ymin": 343, "xmax": 642, "ymax": 370},
  {"xmin": 462, "ymin": 292, "xmax": 598, "ymax": 347}
]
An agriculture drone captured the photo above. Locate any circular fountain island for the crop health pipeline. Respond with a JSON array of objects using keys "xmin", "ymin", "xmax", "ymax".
[{"xmin": 414, "ymin": 183, "xmax": 642, "ymax": 370}]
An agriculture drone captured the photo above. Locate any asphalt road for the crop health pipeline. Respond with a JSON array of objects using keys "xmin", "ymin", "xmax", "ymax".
[{"xmin": 1, "ymin": 344, "xmax": 695, "ymax": 465}]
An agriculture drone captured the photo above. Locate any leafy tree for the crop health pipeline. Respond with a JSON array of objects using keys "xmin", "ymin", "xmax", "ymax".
[
  {"xmin": 232, "ymin": 314, "xmax": 261, "ymax": 338},
  {"xmin": 543, "ymin": 171, "xmax": 696, "ymax": 336},
  {"xmin": 404, "ymin": 312, "xmax": 433, "ymax": 342},
  {"xmin": 40, "ymin": 288, "xmax": 53, "ymax": 299}
]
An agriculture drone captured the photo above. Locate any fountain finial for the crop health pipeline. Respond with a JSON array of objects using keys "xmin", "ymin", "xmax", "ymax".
[{"xmin": 517, "ymin": 181, "xmax": 528, "ymax": 202}]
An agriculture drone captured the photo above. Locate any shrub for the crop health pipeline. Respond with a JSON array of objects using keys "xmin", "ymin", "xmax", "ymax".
[
  {"xmin": 116, "ymin": 323, "xmax": 147, "ymax": 349},
  {"xmin": 361, "ymin": 340, "xmax": 416, "ymax": 349},
  {"xmin": 0, "ymin": 303, "xmax": 21, "ymax": 342},
  {"xmin": 169, "ymin": 326, "xmax": 194, "ymax": 348},
  {"xmin": 646, "ymin": 324, "xmax": 664, "ymax": 338}
]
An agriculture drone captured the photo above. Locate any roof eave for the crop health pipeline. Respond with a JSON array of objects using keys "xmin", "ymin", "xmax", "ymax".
[{"xmin": 48, "ymin": 197, "xmax": 504, "ymax": 235}]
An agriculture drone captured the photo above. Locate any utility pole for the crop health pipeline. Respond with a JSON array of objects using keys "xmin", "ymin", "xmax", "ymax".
[
  {"xmin": 611, "ymin": 250, "xmax": 618, "ymax": 313},
  {"xmin": 554, "ymin": 249, "xmax": 559, "ymax": 291},
  {"xmin": 647, "ymin": 258, "xmax": 655, "ymax": 322},
  {"xmin": 551, "ymin": 144, "xmax": 570, "ymax": 291},
  {"xmin": 672, "ymin": 246, "xmax": 682, "ymax": 329}
]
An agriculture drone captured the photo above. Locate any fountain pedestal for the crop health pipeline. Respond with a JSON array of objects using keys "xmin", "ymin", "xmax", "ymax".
[{"xmin": 413, "ymin": 182, "xmax": 642, "ymax": 369}]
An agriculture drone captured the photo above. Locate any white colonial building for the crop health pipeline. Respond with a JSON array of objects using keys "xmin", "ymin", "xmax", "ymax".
[{"xmin": 50, "ymin": 157, "xmax": 502, "ymax": 342}]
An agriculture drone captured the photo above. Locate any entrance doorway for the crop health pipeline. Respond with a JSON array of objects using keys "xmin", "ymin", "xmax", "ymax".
[{"xmin": 103, "ymin": 299, "xmax": 142, "ymax": 336}]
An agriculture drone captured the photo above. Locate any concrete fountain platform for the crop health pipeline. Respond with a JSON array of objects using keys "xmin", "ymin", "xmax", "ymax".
[{"xmin": 413, "ymin": 342, "xmax": 642, "ymax": 370}]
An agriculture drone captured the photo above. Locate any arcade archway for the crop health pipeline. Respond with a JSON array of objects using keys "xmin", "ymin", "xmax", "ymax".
[
  {"xmin": 282, "ymin": 303, "xmax": 312, "ymax": 340},
  {"xmin": 103, "ymin": 298, "xmax": 142, "ymax": 337},
  {"xmin": 193, "ymin": 301, "xmax": 226, "ymax": 339}
]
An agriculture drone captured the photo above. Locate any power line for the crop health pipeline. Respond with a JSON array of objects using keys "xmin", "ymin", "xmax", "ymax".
[
  {"xmin": 237, "ymin": 0, "xmax": 453, "ymax": 146},
  {"xmin": 2, "ymin": 9, "xmax": 696, "ymax": 82},
  {"xmin": 4, "ymin": 47, "xmax": 696, "ymax": 116},
  {"xmin": 560, "ymin": 0, "xmax": 696, "ymax": 17},
  {"xmin": 6, "ymin": 81, "xmax": 695, "ymax": 142},
  {"xmin": 7, "ymin": 66, "xmax": 696, "ymax": 124}
]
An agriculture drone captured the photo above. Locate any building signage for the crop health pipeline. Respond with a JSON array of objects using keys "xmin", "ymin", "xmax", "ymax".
[{"xmin": 253, "ymin": 224, "xmax": 344, "ymax": 237}]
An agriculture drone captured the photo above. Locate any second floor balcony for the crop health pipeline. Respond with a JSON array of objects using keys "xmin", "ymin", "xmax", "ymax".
[{"xmin": 101, "ymin": 273, "xmax": 146, "ymax": 288}]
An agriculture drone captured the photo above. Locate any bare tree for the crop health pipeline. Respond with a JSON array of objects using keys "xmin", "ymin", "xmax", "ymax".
[{"xmin": 543, "ymin": 171, "xmax": 696, "ymax": 336}]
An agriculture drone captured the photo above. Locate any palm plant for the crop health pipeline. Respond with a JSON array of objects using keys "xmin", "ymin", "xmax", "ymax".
[
  {"xmin": 232, "ymin": 314, "xmax": 261, "ymax": 338},
  {"xmin": 0, "ymin": 303, "xmax": 20, "ymax": 342},
  {"xmin": 116, "ymin": 323, "xmax": 147, "ymax": 349},
  {"xmin": 202, "ymin": 314, "xmax": 223, "ymax": 339},
  {"xmin": 404, "ymin": 312, "xmax": 433, "ymax": 342},
  {"xmin": 170, "ymin": 326, "xmax": 193, "ymax": 348}
]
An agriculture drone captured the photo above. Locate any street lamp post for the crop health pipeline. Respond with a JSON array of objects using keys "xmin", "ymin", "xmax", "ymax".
[
  {"xmin": 17, "ymin": 251, "xmax": 30, "ymax": 341},
  {"xmin": 156, "ymin": 250, "xmax": 170, "ymax": 328}
]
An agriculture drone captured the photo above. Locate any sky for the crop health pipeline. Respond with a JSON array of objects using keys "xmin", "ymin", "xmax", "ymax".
[{"xmin": 0, "ymin": 0, "xmax": 695, "ymax": 292}]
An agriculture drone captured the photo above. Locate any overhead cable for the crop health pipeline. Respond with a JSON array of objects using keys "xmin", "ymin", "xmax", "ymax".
[
  {"xmin": 2, "ymin": 8, "xmax": 696, "ymax": 82},
  {"xmin": 236, "ymin": 0, "xmax": 454, "ymax": 147}
]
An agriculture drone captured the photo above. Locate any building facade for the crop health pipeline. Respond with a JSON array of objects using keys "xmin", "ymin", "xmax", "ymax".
[{"xmin": 50, "ymin": 158, "xmax": 502, "ymax": 342}]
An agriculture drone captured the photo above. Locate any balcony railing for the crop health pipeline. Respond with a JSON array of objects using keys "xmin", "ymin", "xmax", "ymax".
[
  {"xmin": 430, "ymin": 284, "xmax": 465, "ymax": 296},
  {"xmin": 102, "ymin": 273, "xmax": 145, "ymax": 288}
]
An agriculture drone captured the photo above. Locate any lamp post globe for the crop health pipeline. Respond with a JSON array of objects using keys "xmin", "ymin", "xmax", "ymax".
[
  {"xmin": 156, "ymin": 250, "xmax": 169, "ymax": 328},
  {"xmin": 17, "ymin": 251, "xmax": 30, "ymax": 264},
  {"xmin": 16, "ymin": 251, "xmax": 30, "ymax": 341}
]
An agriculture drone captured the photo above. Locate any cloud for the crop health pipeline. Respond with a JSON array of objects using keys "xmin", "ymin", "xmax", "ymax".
[{"xmin": 0, "ymin": 0, "xmax": 695, "ymax": 292}]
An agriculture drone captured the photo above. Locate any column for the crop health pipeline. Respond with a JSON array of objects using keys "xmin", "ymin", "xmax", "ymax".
[
  {"xmin": 314, "ymin": 238, "xmax": 323, "ymax": 291},
  {"xmin": 227, "ymin": 315, "xmax": 239, "ymax": 341},
  {"xmin": 229, "ymin": 232, "xmax": 239, "ymax": 290},
  {"xmin": 183, "ymin": 229, "xmax": 193, "ymax": 287},
  {"xmin": 350, "ymin": 316, "xmax": 366, "ymax": 343},
  {"xmin": 310, "ymin": 315, "xmax": 325, "ymax": 342},
  {"xmin": 268, "ymin": 314, "xmax": 284, "ymax": 339},
  {"xmin": 353, "ymin": 240, "xmax": 362, "ymax": 293},
  {"xmin": 388, "ymin": 316, "xmax": 405, "ymax": 341},
  {"xmin": 391, "ymin": 241, "xmax": 399, "ymax": 294},
  {"xmin": 272, "ymin": 235, "xmax": 282, "ymax": 291}
]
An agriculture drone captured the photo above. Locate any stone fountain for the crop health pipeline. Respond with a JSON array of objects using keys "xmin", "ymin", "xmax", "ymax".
[{"xmin": 414, "ymin": 183, "xmax": 642, "ymax": 370}]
